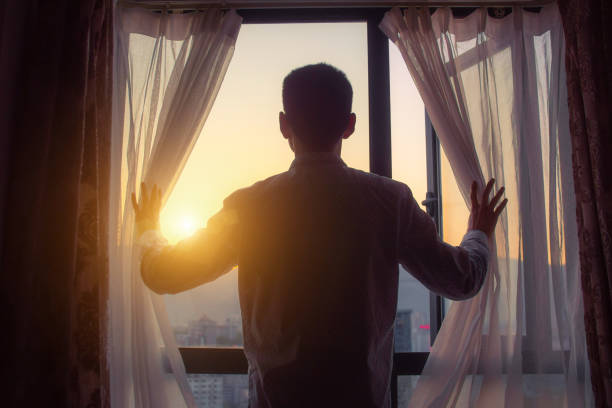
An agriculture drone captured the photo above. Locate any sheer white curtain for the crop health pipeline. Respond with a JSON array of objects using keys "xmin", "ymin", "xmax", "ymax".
[
  {"xmin": 109, "ymin": 7, "xmax": 242, "ymax": 407},
  {"xmin": 381, "ymin": 5, "xmax": 592, "ymax": 407}
]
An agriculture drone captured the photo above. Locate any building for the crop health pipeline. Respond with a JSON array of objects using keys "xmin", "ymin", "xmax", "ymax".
[
  {"xmin": 411, "ymin": 311, "xmax": 430, "ymax": 352},
  {"xmin": 176, "ymin": 316, "xmax": 248, "ymax": 407},
  {"xmin": 187, "ymin": 374, "xmax": 224, "ymax": 408},
  {"xmin": 394, "ymin": 309, "xmax": 413, "ymax": 352},
  {"xmin": 175, "ymin": 314, "xmax": 243, "ymax": 347}
]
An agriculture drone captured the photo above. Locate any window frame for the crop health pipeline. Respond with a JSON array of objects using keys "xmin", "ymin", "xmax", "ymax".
[{"xmin": 173, "ymin": 7, "xmax": 444, "ymax": 408}]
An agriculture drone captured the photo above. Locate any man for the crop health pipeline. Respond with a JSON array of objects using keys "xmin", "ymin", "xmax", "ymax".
[{"xmin": 132, "ymin": 63, "xmax": 507, "ymax": 407}]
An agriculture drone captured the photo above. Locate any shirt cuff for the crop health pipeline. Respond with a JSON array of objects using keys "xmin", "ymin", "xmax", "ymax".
[
  {"xmin": 460, "ymin": 229, "xmax": 490, "ymax": 271},
  {"xmin": 463, "ymin": 229, "xmax": 489, "ymax": 245},
  {"xmin": 138, "ymin": 229, "xmax": 168, "ymax": 250},
  {"xmin": 138, "ymin": 230, "xmax": 169, "ymax": 292}
]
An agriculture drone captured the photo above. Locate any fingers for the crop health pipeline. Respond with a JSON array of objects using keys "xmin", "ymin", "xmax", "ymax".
[
  {"xmin": 153, "ymin": 184, "xmax": 162, "ymax": 211},
  {"xmin": 134, "ymin": 182, "xmax": 163, "ymax": 215},
  {"xmin": 481, "ymin": 178, "xmax": 495, "ymax": 205},
  {"xmin": 471, "ymin": 180, "xmax": 479, "ymax": 209},
  {"xmin": 141, "ymin": 182, "xmax": 149, "ymax": 204},
  {"xmin": 131, "ymin": 192, "xmax": 139, "ymax": 213},
  {"xmin": 488, "ymin": 186, "xmax": 505, "ymax": 210},
  {"xmin": 494, "ymin": 198, "xmax": 508, "ymax": 219}
]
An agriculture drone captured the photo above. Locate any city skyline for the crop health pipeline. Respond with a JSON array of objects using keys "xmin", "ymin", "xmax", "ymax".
[
  {"xmin": 165, "ymin": 265, "xmax": 432, "ymax": 338},
  {"xmin": 172, "ymin": 293, "xmax": 429, "ymax": 352}
]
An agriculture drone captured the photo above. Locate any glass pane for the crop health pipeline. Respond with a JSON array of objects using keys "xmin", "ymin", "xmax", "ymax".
[
  {"xmin": 173, "ymin": 316, "xmax": 243, "ymax": 347},
  {"xmin": 390, "ymin": 40, "xmax": 431, "ymax": 351},
  {"xmin": 398, "ymin": 376, "xmax": 420, "ymax": 406},
  {"xmin": 440, "ymin": 146, "xmax": 471, "ymax": 314},
  {"xmin": 161, "ymin": 23, "xmax": 370, "ymax": 345},
  {"xmin": 187, "ymin": 374, "xmax": 248, "ymax": 408}
]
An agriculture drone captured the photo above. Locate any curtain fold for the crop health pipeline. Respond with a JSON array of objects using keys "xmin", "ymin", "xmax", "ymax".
[
  {"xmin": 557, "ymin": 1, "xmax": 612, "ymax": 406},
  {"xmin": 0, "ymin": 0, "xmax": 113, "ymax": 406},
  {"xmin": 381, "ymin": 5, "xmax": 592, "ymax": 407},
  {"xmin": 110, "ymin": 7, "xmax": 242, "ymax": 407}
]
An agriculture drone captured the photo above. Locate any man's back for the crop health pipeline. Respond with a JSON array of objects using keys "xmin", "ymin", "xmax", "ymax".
[
  {"xmin": 217, "ymin": 153, "xmax": 488, "ymax": 407},
  {"xmin": 228, "ymin": 153, "xmax": 401, "ymax": 407}
]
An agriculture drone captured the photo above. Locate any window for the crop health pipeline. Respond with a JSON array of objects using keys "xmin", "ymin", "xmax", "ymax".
[
  {"xmin": 156, "ymin": 7, "xmax": 447, "ymax": 408},
  {"xmin": 163, "ymin": 22, "xmax": 370, "ymax": 350},
  {"xmin": 390, "ymin": 36, "xmax": 431, "ymax": 353}
]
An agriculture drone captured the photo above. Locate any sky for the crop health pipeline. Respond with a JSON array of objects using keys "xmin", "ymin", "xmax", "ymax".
[
  {"xmin": 159, "ymin": 22, "xmax": 469, "ymax": 244},
  {"xmin": 159, "ymin": 22, "xmax": 432, "ymax": 244},
  {"xmin": 156, "ymin": 22, "xmax": 468, "ymax": 330}
]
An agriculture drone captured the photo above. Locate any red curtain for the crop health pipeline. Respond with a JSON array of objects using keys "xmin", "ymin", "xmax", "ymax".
[
  {"xmin": 558, "ymin": 0, "xmax": 612, "ymax": 406},
  {"xmin": 0, "ymin": 0, "xmax": 112, "ymax": 406}
]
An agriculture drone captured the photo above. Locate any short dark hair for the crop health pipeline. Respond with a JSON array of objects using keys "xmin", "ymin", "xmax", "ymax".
[{"xmin": 282, "ymin": 63, "xmax": 353, "ymax": 151}]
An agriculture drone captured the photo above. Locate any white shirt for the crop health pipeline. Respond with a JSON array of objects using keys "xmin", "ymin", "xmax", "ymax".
[{"xmin": 140, "ymin": 152, "xmax": 489, "ymax": 408}]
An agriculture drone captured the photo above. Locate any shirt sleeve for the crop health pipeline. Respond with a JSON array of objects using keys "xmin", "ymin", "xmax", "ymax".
[
  {"xmin": 139, "ymin": 207, "xmax": 240, "ymax": 295},
  {"xmin": 396, "ymin": 185, "xmax": 489, "ymax": 300}
]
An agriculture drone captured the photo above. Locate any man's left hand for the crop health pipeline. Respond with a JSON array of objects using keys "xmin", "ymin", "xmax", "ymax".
[{"xmin": 131, "ymin": 182, "xmax": 162, "ymax": 237}]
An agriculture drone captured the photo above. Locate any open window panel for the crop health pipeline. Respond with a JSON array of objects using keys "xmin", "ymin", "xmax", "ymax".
[
  {"xmin": 389, "ymin": 40, "xmax": 432, "ymax": 353},
  {"xmin": 439, "ymin": 147, "xmax": 471, "ymax": 315}
]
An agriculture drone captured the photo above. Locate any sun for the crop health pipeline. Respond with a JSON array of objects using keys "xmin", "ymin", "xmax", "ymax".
[
  {"xmin": 179, "ymin": 216, "xmax": 198, "ymax": 237},
  {"xmin": 161, "ymin": 213, "xmax": 202, "ymax": 244}
]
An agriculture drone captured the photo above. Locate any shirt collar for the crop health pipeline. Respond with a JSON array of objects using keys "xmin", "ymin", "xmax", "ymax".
[{"xmin": 289, "ymin": 152, "xmax": 347, "ymax": 170}]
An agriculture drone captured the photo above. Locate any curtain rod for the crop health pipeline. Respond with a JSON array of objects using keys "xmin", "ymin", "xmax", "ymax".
[{"xmin": 117, "ymin": 0, "xmax": 554, "ymax": 10}]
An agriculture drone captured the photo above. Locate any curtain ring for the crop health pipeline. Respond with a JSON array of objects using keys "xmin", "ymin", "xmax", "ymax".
[{"xmin": 492, "ymin": 7, "xmax": 506, "ymax": 19}]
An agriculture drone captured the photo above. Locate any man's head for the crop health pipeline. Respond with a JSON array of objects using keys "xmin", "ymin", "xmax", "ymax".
[{"xmin": 280, "ymin": 63, "xmax": 356, "ymax": 153}]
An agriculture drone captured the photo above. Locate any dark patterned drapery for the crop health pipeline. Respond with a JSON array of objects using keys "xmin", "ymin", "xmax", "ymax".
[
  {"xmin": 558, "ymin": 0, "xmax": 612, "ymax": 406},
  {"xmin": 0, "ymin": 0, "xmax": 112, "ymax": 406}
]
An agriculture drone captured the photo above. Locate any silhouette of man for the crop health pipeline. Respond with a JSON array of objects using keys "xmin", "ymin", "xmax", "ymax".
[{"xmin": 132, "ymin": 63, "xmax": 507, "ymax": 408}]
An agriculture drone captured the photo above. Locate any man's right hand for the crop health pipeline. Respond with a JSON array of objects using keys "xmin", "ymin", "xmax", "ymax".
[{"xmin": 469, "ymin": 179, "xmax": 507, "ymax": 237}]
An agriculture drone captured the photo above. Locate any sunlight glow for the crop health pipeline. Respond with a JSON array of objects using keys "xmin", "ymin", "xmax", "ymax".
[
  {"xmin": 161, "ymin": 213, "xmax": 201, "ymax": 244},
  {"xmin": 180, "ymin": 216, "xmax": 198, "ymax": 236}
]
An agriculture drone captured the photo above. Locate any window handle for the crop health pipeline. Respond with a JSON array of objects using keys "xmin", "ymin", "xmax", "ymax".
[{"xmin": 422, "ymin": 192, "xmax": 438, "ymax": 218}]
